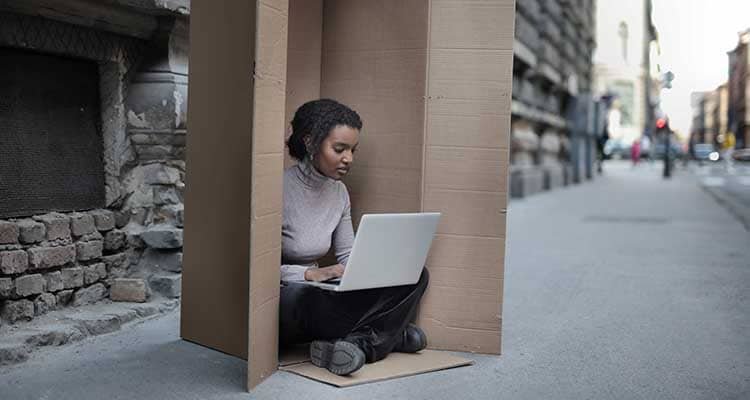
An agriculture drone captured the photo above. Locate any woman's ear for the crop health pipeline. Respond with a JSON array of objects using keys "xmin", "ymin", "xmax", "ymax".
[{"xmin": 303, "ymin": 135, "xmax": 313, "ymax": 154}]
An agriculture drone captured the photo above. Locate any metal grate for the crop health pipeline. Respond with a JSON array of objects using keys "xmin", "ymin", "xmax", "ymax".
[
  {"xmin": 0, "ymin": 12, "xmax": 146, "ymax": 83},
  {"xmin": 0, "ymin": 48, "xmax": 105, "ymax": 218}
]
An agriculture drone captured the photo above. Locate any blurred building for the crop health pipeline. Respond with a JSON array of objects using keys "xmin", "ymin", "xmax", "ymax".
[
  {"xmin": 690, "ymin": 85, "xmax": 728, "ymax": 149},
  {"xmin": 728, "ymin": 29, "xmax": 750, "ymax": 149},
  {"xmin": 592, "ymin": 0, "xmax": 660, "ymax": 158},
  {"xmin": 690, "ymin": 92, "xmax": 708, "ymax": 145},
  {"xmin": 511, "ymin": 0, "xmax": 599, "ymax": 198}
]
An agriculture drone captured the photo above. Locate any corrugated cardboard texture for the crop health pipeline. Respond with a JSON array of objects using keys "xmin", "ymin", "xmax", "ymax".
[
  {"xmin": 181, "ymin": 0, "xmax": 257, "ymax": 360},
  {"xmin": 418, "ymin": 0, "xmax": 515, "ymax": 354},
  {"xmin": 279, "ymin": 350, "xmax": 473, "ymax": 387},
  {"xmin": 248, "ymin": 0, "xmax": 289, "ymax": 390},
  {"xmin": 321, "ymin": 0, "xmax": 429, "ymax": 227},
  {"xmin": 285, "ymin": 0, "xmax": 323, "ymax": 168}
]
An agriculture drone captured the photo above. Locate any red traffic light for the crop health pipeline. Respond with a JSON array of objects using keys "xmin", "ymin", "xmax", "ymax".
[{"xmin": 656, "ymin": 118, "xmax": 667, "ymax": 129}]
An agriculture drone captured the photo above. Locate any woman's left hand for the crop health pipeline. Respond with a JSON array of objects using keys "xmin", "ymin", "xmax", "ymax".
[{"xmin": 304, "ymin": 264, "xmax": 345, "ymax": 282}]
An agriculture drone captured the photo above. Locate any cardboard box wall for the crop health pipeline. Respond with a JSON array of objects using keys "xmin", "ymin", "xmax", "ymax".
[{"xmin": 183, "ymin": 0, "xmax": 514, "ymax": 390}]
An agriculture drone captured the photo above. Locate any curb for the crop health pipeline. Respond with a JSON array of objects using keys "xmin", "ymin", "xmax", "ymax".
[
  {"xmin": 0, "ymin": 299, "xmax": 179, "ymax": 367},
  {"xmin": 701, "ymin": 184, "xmax": 750, "ymax": 231}
]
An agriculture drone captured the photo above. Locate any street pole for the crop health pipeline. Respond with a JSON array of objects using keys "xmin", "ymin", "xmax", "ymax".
[{"xmin": 663, "ymin": 129, "xmax": 671, "ymax": 178}]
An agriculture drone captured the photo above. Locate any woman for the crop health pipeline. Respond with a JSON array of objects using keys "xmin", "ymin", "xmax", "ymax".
[{"xmin": 279, "ymin": 99, "xmax": 430, "ymax": 376}]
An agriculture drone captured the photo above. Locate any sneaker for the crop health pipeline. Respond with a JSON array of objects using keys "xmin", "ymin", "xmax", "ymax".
[
  {"xmin": 393, "ymin": 323, "xmax": 427, "ymax": 353},
  {"xmin": 310, "ymin": 340, "xmax": 365, "ymax": 376}
]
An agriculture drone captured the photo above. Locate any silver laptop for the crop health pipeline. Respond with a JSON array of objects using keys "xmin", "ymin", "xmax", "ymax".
[{"xmin": 304, "ymin": 212, "xmax": 441, "ymax": 291}]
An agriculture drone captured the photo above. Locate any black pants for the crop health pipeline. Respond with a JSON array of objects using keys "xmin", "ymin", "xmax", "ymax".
[{"xmin": 279, "ymin": 269, "xmax": 429, "ymax": 363}]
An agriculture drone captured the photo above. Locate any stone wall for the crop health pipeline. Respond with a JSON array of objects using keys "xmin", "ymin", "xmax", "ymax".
[
  {"xmin": 0, "ymin": 3, "xmax": 188, "ymax": 325},
  {"xmin": 0, "ymin": 211, "xmax": 126, "ymax": 324}
]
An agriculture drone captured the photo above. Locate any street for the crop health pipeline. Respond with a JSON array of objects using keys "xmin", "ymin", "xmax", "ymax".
[
  {"xmin": 694, "ymin": 161, "xmax": 750, "ymax": 230},
  {"xmin": 1, "ymin": 161, "xmax": 749, "ymax": 400}
]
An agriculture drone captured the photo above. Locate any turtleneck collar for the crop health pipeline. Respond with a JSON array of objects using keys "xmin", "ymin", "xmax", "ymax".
[{"xmin": 294, "ymin": 159, "xmax": 333, "ymax": 189}]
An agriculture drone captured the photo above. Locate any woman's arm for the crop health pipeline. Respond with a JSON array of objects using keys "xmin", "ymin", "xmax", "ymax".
[
  {"xmin": 280, "ymin": 264, "xmax": 310, "ymax": 282},
  {"xmin": 332, "ymin": 187, "xmax": 354, "ymax": 266}
]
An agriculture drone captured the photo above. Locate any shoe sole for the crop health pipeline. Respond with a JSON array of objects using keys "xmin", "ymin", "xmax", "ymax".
[{"xmin": 310, "ymin": 341, "xmax": 364, "ymax": 376}]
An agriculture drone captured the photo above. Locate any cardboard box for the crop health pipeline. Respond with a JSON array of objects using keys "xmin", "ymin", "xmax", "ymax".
[{"xmin": 183, "ymin": 0, "xmax": 515, "ymax": 391}]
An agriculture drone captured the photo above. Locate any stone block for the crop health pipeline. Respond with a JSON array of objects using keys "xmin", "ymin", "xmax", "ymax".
[
  {"xmin": 139, "ymin": 249, "xmax": 183, "ymax": 273},
  {"xmin": 15, "ymin": 274, "xmax": 45, "ymax": 297},
  {"xmin": 0, "ymin": 250, "xmax": 28, "ymax": 274},
  {"xmin": 110, "ymin": 278, "xmax": 148, "ymax": 303},
  {"xmin": 0, "ymin": 278, "xmax": 13, "ymax": 299},
  {"xmin": 56, "ymin": 289, "xmax": 74, "ymax": 306},
  {"xmin": 44, "ymin": 271, "xmax": 63, "ymax": 292},
  {"xmin": 543, "ymin": 164, "xmax": 565, "ymax": 190},
  {"xmin": 0, "ymin": 221, "xmax": 19, "ymax": 244},
  {"xmin": 34, "ymin": 293, "xmax": 56, "ymax": 316},
  {"xmin": 141, "ymin": 164, "xmax": 181, "ymax": 185},
  {"xmin": 510, "ymin": 166, "xmax": 545, "ymax": 199},
  {"xmin": 83, "ymin": 263, "xmax": 107, "ymax": 285},
  {"xmin": 104, "ymin": 230, "xmax": 126, "ymax": 252},
  {"xmin": 69, "ymin": 213, "xmax": 95, "ymax": 237},
  {"xmin": 156, "ymin": 205, "xmax": 185, "ymax": 228},
  {"xmin": 28, "ymin": 245, "xmax": 76, "ymax": 270},
  {"xmin": 17, "ymin": 219, "xmax": 45, "ymax": 244},
  {"xmin": 126, "ymin": 231, "xmax": 146, "ymax": 249},
  {"xmin": 79, "ymin": 231, "xmax": 103, "ymax": 242},
  {"xmin": 153, "ymin": 186, "xmax": 180, "ymax": 205},
  {"xmin": 2, "ymin": 299, "xmax": 34, "ymax": 323},
  {"xmin": 76, "ymin": 240, "xmax": 103, "ymax": 261},
  {"xmin": 72, "ymin": 283, "xmax": 108, "ymax": 306},
  {"xmin": 95, "ymin": 263, "xmax": 107, "ymax": 281},
  {"xmin": 34, "ymin": 213, "xmax": 71, "ymax": 241},
  {"xmin": 91, "ymin": 210, "xmax": 116, "ymax": 232},
  {"xmin": 61, "ymin": 267, "xmax": 84, "ymax": 289},
  {"xmin": 149, "ymin": 274, "xmax": 181, "ymax": 298},
  {"xmin": 102, "ymin": 253, "xmax": 128, "ymax": 272},
  {"xmin": 83, "ymin": 266, "xmax": 99, "ymax": 285},
  {"xmin": 140, "ymin": 226, "xmax": 183, "ymax": 249},
  {"xmin": 114, "ymin": 211, "xmax": 130, "ymax": 229}
]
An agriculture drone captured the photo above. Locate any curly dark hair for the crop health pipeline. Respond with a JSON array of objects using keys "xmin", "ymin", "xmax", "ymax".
[{"xmin": 287, "ymin": 99, "xmax": 363, "ymax": 161}]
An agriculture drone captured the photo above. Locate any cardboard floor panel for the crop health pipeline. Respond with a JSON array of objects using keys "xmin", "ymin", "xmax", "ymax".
[{"xmin": 278, "ymin": 350, "xmax": 473, "ymax": 387}]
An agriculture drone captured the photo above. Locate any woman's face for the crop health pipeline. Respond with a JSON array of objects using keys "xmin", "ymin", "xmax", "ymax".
[{"xmin": 311, "ymin": 124, "xmax": 360, "ymax": 180}]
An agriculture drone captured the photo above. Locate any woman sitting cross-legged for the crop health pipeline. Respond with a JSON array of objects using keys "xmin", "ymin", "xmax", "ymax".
[{"xmin": 279, "ymin": 98, "xmax": 430, "ymax": 376}]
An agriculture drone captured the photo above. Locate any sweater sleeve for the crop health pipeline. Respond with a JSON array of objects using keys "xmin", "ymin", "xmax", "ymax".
[
  {"xmin": 333, "ymin": 185, "xmax": 354, "ymax": 266},
  {"xmin": 280, "ymin": 264, "xmax": 310, "ymax": 282}
]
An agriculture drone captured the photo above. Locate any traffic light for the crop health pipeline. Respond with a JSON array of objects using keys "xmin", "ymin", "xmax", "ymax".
[{"xmin": 656, "ymin": 118, "xmax": 667, "ymax": 130}]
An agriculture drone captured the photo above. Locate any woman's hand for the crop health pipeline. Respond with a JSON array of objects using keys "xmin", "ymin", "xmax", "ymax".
[{"xmin": 304, "ymin": 264, "xmax": 345, "ymax": 282}]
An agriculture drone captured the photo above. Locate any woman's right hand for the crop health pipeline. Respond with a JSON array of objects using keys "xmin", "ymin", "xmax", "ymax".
[{"xmin": 304, "ymin": 264, "xmax": 345, "ymax": 282}]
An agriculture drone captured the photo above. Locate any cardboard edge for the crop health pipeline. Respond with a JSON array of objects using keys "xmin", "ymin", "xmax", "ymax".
[{"xmin": 278, "ymin": 351, "xmax": 475, "ymax": 388}]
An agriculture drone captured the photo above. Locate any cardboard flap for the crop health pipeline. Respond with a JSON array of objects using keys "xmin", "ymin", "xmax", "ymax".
[{"xmin": 280, "ymin": 350, "xmax": 473, "ymax": 387}]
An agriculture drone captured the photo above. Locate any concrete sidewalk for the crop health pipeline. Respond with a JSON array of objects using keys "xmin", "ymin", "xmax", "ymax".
[{"xmin": 2, "ymin": 162, "xmax": 749, "ymax": 399}]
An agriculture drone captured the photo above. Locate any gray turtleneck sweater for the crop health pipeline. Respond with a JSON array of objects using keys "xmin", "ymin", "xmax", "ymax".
[{"xmin": 281, "ymin": 161, "xmax": 353, "ymax": 281}]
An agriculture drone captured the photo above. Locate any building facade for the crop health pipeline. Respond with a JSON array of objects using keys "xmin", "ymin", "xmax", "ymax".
[
  {"xmin": 511, "ymin": 0, "xmax": 598, "ymax": 198},
  {"xmin": 592, "ymin": 0, "xmax": 662, "ymax": 158},
  {"xmin": 728, "ymin": 29, "xmax": 750, "ymax": 149}
]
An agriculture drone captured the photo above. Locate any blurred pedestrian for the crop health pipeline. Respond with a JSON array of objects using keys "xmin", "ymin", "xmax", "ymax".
[
  {"xmin": 723, "ymin": 131, "xmax": 736, "ymax": 173},
  {"xmin": 631, "ymin": 138, "xmax": 641, "ymax": 166}
]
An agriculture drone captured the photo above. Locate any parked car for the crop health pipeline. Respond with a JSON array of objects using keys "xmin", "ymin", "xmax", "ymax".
[
  {"xmin": 653, "ymin": 142, "xmax": 685, "ymax": 160},
  {"xmin": 693, "ymin": 143, "xmax": 719, "ymax": 161},
  {"xmin": 603, "ymin": 139, "xmax": 631, "ymax": 159},
  {"xmin": 732, "ymin": 148, "xmax": 750, "ymax": 162}
]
